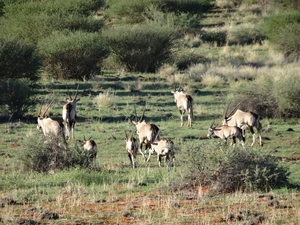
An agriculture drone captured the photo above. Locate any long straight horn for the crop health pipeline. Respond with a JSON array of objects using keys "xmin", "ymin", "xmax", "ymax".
[
  {"xmin": 125, "ymin": 130, "xmax": 128, "ymax": 139},
  {"xmin": 84, "ymin": 135, "xmax": 86, "ymax": 141},
  {"xmin": 134, "ymin": 104, "xmax": 137, "ymax": 122},
  {"xmin": 223, "ymin": 100, "xmax": 232, "ymax": 119},
  {"xmin": 139, "ymin": 104, "xmax": 146, "ymax": 122},
  {"xmin": 74, "ymin": 83, "xmax": 79, "ymax": 100},
  {"xmin": 226, "ymin": 100, "xmax": 245, "ymax": 118},
  {"xmin": 66, "ymin": 85, "xmax": 72, "ymax": 100},
  {"xmin": 210, "ymin": 121, "xmax": 215, "ymax": 128},
  {"xmin": 43, "ymin": 99, "xmax": 55, "ymax": 117}
]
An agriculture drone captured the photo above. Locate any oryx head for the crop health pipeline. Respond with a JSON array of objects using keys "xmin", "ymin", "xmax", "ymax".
[
  {"xmin": 65, "ymin": 84, "xmax": 80, "ymax": 108},
  {"xmin": 171, "ymin": 85, "xmax": 184, "ymax": 102},
  {"xmin": 207, "ymin": 121, "xmax": 215, "ymax": 138},
  {"xmin": 129, "ymin": 104, "xmax": 146, "ymax": 128}
]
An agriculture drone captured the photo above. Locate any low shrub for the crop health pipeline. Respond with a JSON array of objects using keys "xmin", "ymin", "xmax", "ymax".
[
  {"xmin": 20, "ymin": 135, "xmax": 98, "ymax": 173},
  {"xmin": 180, "ymin": 141, "xmax": 290, "ymax": 193}
]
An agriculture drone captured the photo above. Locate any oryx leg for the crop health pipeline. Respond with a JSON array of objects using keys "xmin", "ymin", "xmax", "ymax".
[
  {"xmin": 128, "ymin": 152, "xmax": 136, "ymax": 168},
  {"xmin": 179, "ymin": 111, "xmax": 184, "ymax": 127},
  {"xmin": 146, "ymin": 143, "xmax": 152, "ymax": 162},
  {"xmin": 139, "ymin": 143, "xmax": 146, "ymax": 160},
  {"xmin": 249, "ymin": 127, "xmax": 256, "ymax": 146},
  {"xmin": 187, "ymin": 113, "xmax": 192, "ymax": 127},
  {"xmin": 158, "ymin": 155, "xmax": 162, "ymax": 167}
]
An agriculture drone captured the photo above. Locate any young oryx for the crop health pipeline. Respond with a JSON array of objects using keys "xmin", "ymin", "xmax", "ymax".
[
  {"xmin": 37, "ymin": 100, "xmax": 67, "ymax": 148},
  {"xmin": 222, "ymin": 102, "xmax": 263, "ymax": 146},
  {"xmin": 171, "ymin": 87, "xmax": 193, "ymax": 127},
  {"xmin": 125, "ymin": 130, "xmax": 138, "ymax": 168},
  {"xmin": 207, "ymin": 122, "xmax": 245, "ymax": 147},
  {"xmin": 150, "ymin": 138, "xmax": 175, "ymax": 168},
  {"xmin": 79, "ymin": 136, "xmax": 98, "ymax": 166},
  {"xmin": 130, "ymin": 106, "xmax": 160, "ymax": 162},
  {"xmin": 62, "ymin": 84, "xmax": 80, "ymax": 140}
]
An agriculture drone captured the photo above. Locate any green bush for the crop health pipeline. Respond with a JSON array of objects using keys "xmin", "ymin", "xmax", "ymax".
[
  {"xmin": 272, "ymin": 74, "xmax": 300, "ymax": 117},
  {"xmin": 38, "ymin": 31, "xmax": 109, "ymax": 80},
  {"xmin": 20, "ymin": 135, "xmax": 98, "ymax": 173},
  {"xmin": 182, "ymin": 142, "xmax": 290, "ymax": 193},
  {"xmin": 0, "ymin": 78, "xmax": 33, "ymax": 117},
  {"xmin": 227, "ymin": 73, "xmax": 300, "ymax": 118},
  {"xmin": 260, "ymin": 10, "xmax": 300, "ymax": 58},
  {"xmin": 273, "ymin": 23, "xmax": 300, "ymax": 59},
  {"xmin": 1, "ymin": 0, "xmax": 105, "ymax": 43},
  {"xmin": 103, "ymin": 24, "xmax": 175, "ymax": 72},
  {"xmin": 0, "ymin": 37, "xmax": 40, "ymax": 80},
  {"xmin": 4, "ymin": 0, "xmax": 104, "ymax": 17},
  {"xmin": 227, "ymin": 24, "xmax": 265, "ymax": 45}
]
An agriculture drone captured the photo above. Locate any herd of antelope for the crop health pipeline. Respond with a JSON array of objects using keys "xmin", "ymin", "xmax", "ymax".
[{"xmin": 36, "ymin": 84, "xmax": 263, "ymax": 169}]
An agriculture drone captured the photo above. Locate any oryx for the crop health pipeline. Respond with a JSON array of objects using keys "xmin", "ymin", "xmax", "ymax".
[
  {"xmin": 78, "ymin": 136, "xmax": 98, "ymax": 166},
  {"xmin": 222, "ymin": 101, "xmax": 263, "ymax": 146},
  {"xmin": 37, "ymin": 99, "xmax": 67, "ymax": 148},
  {"xmin": 125, "ymin": 130, "xmax": 138, "ymax": 168},
  {"xmin": 130, "ymin": 105, "xmax": 160, "ymax": 162},
  {"xmin": 150, "ymin": 138, "xmax": 175, "ymax": 168},
  {"xmin": 171, "ymin": 86, "xmax": 193, "ymax": 127},
  {"xmin": 207, "ymin": 122, "xmax": 245, "ymax": 147},
  {"xmin": 62, "ymin": 84, "xmax": 80, "ymax": 140}
]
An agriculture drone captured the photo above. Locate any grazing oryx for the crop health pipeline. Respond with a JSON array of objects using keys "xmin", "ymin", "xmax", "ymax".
[
  {"xmin": 62, "ymin": 84, "xmax": 80, "ymax": 140},
  {"xmin": 37, "ymin": 100, "xmax": 67, "ymax": 148},
  {"xmin": 150, "ymin": 138, "xmax": 175, "ymax": 168},
  {"xmin": 79, "ymin": 136, "xmax": 98, "ymax": 166},
  {"xmin": 130, "ymin": 106, "xmax": 160, "ymax": 162},
  {"xmin": 222, "ymin": 102, "xmax": 263, "ymax": 146},
  {"xmin": 171, "ymin": 86, "xmax": 193, "ymax": 127},
  {"xmin": 125, "ymin": 130, "xmax": 138, "ymax": 168},
  {"xmin": 207, "ymin": 122, "xmax": 245, "ymax": 147}
]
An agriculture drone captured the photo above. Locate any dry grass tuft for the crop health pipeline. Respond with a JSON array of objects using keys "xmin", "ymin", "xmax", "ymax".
[
  {"xmin": 93, "ymin": 90, "xmax": 117, "ymax": 111},
  {"xmin": 201, "ymin": 73, "xmax": 225, "ymax": 88}
]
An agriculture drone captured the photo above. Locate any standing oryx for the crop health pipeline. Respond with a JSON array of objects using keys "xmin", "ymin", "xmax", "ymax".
[
  {"xmin": 79, "ymin": 136, "xmax": 98, "ymax": 166},
  {"xmin": 222, "ymin": 102, "xmax": 263, "ymax": 146},
  {"xmin": 171, "ymin": 86, "xmax": 193, "ymax": 127},
  {"xmin": 62, "ymin": 84, "xmax": 80, "ymax": 140},
  {"xmin": 150, "ymin": 138, "xmax": 175, "ymax": 168},
  {"xmin": 37, "ymin": 99, "xmax": 67, "ymax": 148},
  {"xmin": 125, "ymin": 130, "xmax": 138, "ymax": 168},
  {"xmin": 130, "ymin": 105, "xmax": 160, "ymax": 162},
  {"xmin": 207, "ymin": 122, "xmax": 245, "ymax": 147}
]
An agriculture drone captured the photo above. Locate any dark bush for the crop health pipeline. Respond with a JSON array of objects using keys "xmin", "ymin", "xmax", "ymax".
[
  {"xmin": 0, "ymin": 79, "xmax": 33, "ymax": 117},
  {"xmin": 38, "ymin": 31, "xmax": 109, "ymax": 80},
  {"xmin": 104, "ymin": 0, "xmax": 213, "ymax": 24},
  {"xmin": 160, "ymin": 0, "xmax": 213, "ymax": 14},
  {"xmin": 103, "ymin": 24, "xmax": 175, "ymax": 72},
  {"xmin": 201, "ymin": 30, "xmax": 227, "ymax": 46},
  {"xmin": 182, "ymin": 142, "xmax": 290, "ymax": 193},
  {"xmin": 0, "ymin": 37, "xmax": 40, "ymax": 80}
]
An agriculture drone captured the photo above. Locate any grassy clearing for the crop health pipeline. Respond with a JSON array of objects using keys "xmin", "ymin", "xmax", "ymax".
[{"xmin": 1, "ymin": 71, "xmax": 300, "ymax": 224}]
